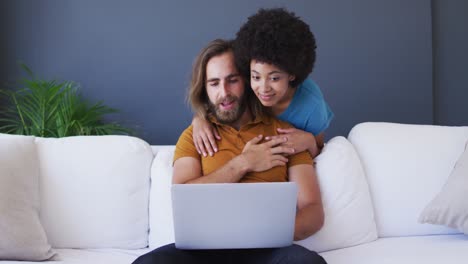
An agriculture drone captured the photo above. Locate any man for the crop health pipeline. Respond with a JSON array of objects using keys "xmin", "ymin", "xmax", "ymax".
[{"xmin": 132, "ymin": 39, "xmax": 326, "ymax": 264}]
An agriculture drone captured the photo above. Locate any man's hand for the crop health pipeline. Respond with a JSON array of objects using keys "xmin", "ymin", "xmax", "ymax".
[{"xmin": 240, "ymin": 135, "xmax": 295, "ymax": 172}]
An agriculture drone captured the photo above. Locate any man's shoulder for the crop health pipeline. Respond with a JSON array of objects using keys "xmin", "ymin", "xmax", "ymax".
[
  {"xmin": 174, "ymin": 124, "xmax": 200, "ymax": 163},
  {"xmin": 181, "ymin": 124, "xmax": 194, "ymax": 135},
  {"xmin": 176, "ymin": 125, "xmax": 194, "ymax": 146}
]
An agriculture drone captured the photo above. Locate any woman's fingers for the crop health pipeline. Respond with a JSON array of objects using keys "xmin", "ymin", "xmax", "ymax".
[
  {"xmin": 200, "ymin": 134, "xmax": 214, "ymax": 156},
  {"xmin": 270, "ymin": 145, "xmax": 295, "ymax": 155},
  {"xmin": 206, "ymin": 128, "xmax": 219, "ymax": 153},
  {"xmin": 195, "ymin": 136, "xmax": 205, "ymax": 156},
  {"xmin": 265, "ymin": 136, "xmax": 288, "ymax": 147},
  {"xmin": 213, "ymin": 128, "xmax": 221, "ymax": 140},
  {"xmin": 277, "ymin": 127, "xmax": 296, "ymax": 134},
  {"xmin": 249, "ymin": 134, "xmax": 264, "ymax": 144}
]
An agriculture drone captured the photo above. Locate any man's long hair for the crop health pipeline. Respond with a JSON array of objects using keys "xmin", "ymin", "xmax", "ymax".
[{"xmin": 187, "ymin": 39, "xmax": 267, "ymax": 120}]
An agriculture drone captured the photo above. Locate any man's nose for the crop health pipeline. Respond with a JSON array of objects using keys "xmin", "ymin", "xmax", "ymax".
[{"xmin": 220, "ymin": 81, "xmax": 229, "ymax": 96}]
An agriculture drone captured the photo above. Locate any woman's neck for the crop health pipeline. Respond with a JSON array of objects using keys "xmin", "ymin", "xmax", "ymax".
[{"xmin": 272, "ymin": 86, "xmax": 297, "ymax": 116}]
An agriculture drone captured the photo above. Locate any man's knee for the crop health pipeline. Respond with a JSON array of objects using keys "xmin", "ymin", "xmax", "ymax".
[{"xmin": 275, "ymin": 245, "xmax": 327, "ymax": 264}]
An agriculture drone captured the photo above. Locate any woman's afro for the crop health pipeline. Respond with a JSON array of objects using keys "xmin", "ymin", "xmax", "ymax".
[{"xmin": 234, "ymin": 8, "xmax": 317, "ymax": 87}]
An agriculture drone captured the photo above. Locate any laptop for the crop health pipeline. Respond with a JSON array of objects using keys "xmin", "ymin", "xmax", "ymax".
[{"xmin": 171, "ymin": 182, "xmax": 297, "ymax": 249}]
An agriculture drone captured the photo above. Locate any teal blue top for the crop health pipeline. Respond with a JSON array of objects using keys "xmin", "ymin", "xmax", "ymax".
[{"xmin": 277, "ymin": 78, "xmax": 334, "ymax": 135}]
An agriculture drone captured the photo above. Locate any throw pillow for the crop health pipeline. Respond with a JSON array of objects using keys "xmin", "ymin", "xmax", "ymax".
[
  {"xmin": 0, "ymin": 134, "xmax": 55, "ymax": 261},
  {"xmin": 419, "ymin": 141, "xmax": 468, "ymax": 234}
]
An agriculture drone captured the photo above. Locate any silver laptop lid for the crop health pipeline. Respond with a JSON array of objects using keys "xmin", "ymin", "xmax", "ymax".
[{"xmin": 171, "ymin": 182, "xmax": 297, "ymax": 249}]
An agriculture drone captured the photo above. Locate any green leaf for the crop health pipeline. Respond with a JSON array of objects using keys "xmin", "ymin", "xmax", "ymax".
[{"xmin": 0, "ymin": 65, "xmax": 133, "ymax": 137}]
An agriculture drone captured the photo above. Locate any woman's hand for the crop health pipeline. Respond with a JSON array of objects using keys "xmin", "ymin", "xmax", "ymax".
[
  {"xmin": 192, "ymin": 116, "xmax": 221, "ymax": 157},
  {"xmin": 265, "ymin": 128, "xmax": 321, "ymax": 158}
]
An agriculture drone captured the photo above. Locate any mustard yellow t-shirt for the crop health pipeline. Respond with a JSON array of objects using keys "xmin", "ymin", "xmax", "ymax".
[{"xmin": 173, "ymin": 114, "xmax": 313, "ymax": 183}]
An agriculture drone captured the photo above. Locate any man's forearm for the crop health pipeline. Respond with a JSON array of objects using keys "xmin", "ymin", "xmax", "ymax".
[
  {"xmin": 307, "ymin": 144, "xmax": 320, "ymax": 158},
  {"xmin": 307, "ymin": 133, "xmax": 325, "ymax": 158},
  {"xmin": 184, "ymin": 155, "xmax": 249, "ymax": 184},
  {"xmin": 293, "ymin": 203, "xmax": 324, "ymax": 241},
  {"xmin": 309, "ymin": 133, "xmax": 325, "ymax": 158}
]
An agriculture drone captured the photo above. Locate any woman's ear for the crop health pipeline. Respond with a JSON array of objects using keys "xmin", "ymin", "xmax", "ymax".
[{"xmin": 289, "ymin": 75, "xmax": 296, "ymax": 82}]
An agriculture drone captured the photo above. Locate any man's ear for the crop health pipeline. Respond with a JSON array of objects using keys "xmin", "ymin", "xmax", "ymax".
[{"xmin": 289, "ymin": 75, "xmax": 296, "ymax": 82}]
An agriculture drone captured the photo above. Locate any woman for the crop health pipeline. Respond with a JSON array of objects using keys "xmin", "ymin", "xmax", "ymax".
[{"xmin": 192, "ymin": 8, "xmax": 333, "ymax": 158}]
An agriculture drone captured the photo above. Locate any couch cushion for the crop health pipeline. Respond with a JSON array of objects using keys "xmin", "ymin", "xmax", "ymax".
[
  {"xmin": 348, "ymin": 122, "xmax": 468, "ymax": 237},
  {"xmin": 148, "ymin": 146, "xmax": 176, "ymax": 249},
  {"xmin": 35, "ymin": 136, "xmax": 153, "ymax": 249},
  {"xmin": 295, "ymin": 136, "xmax": 377, "ymax": 252},
  {"xmin": 419, "ymin": 140, "xmax": 468, "ymax": 234},
  {"xmin": 0, "ymin": 248, "xmax": 150, "ymax": 264},
  {"xmin": 321, "ymin": 234, "xmax": 468, "ymax": 264},
  {"xmin": 0, "ymin": 134, "xmax": 55, "ymax": 261}
]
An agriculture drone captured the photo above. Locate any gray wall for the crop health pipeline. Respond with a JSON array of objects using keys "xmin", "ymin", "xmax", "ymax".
[
  {"xmin": 432, "ymin": 0, "xmax": 468, "ymax": 126},
  {"xmin": 1, "ymin": 0, "xmax": 464, "ymax": 145},
  {"xmin": 0, "ymin": 1, "xmax": 8, "ymax": 100}
]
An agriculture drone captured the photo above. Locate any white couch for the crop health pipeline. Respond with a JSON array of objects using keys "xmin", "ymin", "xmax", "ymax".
[{"xmin": 1, "ymin": 122, "xmax": 467, "ymax": 263}]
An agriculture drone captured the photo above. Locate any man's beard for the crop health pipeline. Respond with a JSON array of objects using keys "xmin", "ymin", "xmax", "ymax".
[{"xmin": 208, "ymin": 94, "xmax": 246, "ymax": 124}]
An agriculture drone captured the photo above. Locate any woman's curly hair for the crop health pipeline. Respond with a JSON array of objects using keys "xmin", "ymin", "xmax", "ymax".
[{"xmin": 234, "ymin": 8, "xmax": 317, "ymax": 88}]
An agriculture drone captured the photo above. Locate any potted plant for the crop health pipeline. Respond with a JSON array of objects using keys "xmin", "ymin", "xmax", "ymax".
[{"xmin": 0, "ymin": 65, "xmax": 132, "ymax": 137}]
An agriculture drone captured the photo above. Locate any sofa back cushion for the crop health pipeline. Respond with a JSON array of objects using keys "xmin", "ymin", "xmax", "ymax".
[
  {"xmin": 295, "ymin": 136, "xmax": 377, "ymax": 252},
  {"xmin": 149, "ymin": 139, "xmax": 378, "ymax": 252},
  {"xmin": 35, "ymin": 136, "xmax": 153, "ymax": 249},
  {"xmin": 348, "ymin": 122, "xmax": 468, "ymax": 237}
]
